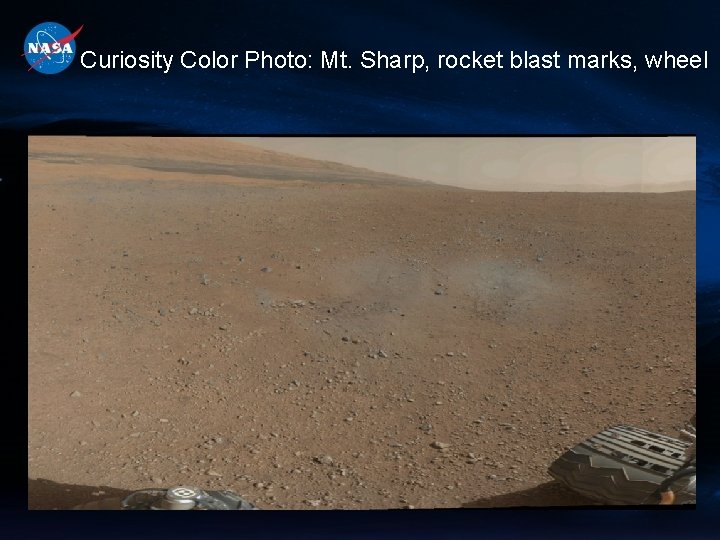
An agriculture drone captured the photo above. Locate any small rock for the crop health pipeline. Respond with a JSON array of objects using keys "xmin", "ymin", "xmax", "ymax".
[
  {"xmin": 378, "ymin": 350, "xmax": 388, "ymax": 358},
  {"xmin": 159, "ymin": 418, "xmax": 169, "ymax": 423},
  {"xmin": 260, "ymin": 267, "xmax": 272, "ymax": 273},
  {"xmin": 131, "ymin": 410, "xmax": 140, "ymax": 417},
  {"xmin": 434, "ymin": 289, "xmax": 444, "ymax": 295},
  {"xmin": 158, "ymin": 308, "xmax": 167, "ymax": 316},
  {"xmin": 306, "ymin": 499, "xmax": 322, "ymax": 507},
  {"xmin": 206, "ymin": 469, "xmax": 222, "ymax": 477},
  {"xmin": 219, "ymin": 324, "xmax": 229, "ymax": 331},
  {"xmin": 341, "ymin": 336, "xmax": 349, "ymax": 342},
  {"xmin": 70, "ymin": 391, "xmax": 82, "ymax": 398},
  {"xmin": 314, "ymin": 455, "xmax": 334, "ymax": 465},
  {"xmin": 431, "ymin": 441, "xmax": 451, "ymax": 449},
  {"xmin": 201, "ymin": 274, "xmax": 210, "ymax": 285},
  {"xmin": 189, "ymin": 307, "xmax": 198, "ymax": 315}
]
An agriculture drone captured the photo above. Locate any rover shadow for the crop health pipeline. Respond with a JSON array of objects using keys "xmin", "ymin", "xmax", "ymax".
[
  {"xmin": 28, "ymin": 477, "xmax": 133, "ymax": 510},
  {"xmin": 462, "ymin": 481, "xmax": 600, "ymax": 508}
]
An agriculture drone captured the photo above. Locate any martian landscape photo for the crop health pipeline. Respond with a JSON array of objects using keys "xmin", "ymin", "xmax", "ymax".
[{"xmin": 28, "ymin": 136, "xmax": 695, "ymax": 509}]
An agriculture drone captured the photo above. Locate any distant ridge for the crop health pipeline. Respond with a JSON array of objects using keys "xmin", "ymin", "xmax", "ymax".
[{"xmin": 28, "ymin": 136, "xmax": 429, "ymax": 186}]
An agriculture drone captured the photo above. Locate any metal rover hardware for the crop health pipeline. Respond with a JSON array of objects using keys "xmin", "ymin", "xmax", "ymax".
[
  {"xmin": 549, "ymin": 424, "xmax": 695, "ymax": 505},
  {"xmin": 73, "ymin": 486, "xmax": 258, "ymax": 510}
]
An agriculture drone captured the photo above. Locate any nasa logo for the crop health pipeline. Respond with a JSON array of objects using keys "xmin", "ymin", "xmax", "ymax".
[{"xmin": 23, "ymin": 22, "xmax": 83, "ymax": 74}]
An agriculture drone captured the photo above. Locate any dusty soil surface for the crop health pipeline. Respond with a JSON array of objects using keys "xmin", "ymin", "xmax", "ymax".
[{"xmin": 28, "ymin": 137, "xmax": 696, "ymax": 509}]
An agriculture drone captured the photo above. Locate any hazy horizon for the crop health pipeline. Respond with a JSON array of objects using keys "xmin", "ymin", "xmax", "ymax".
[{"xmin": 239, "ymin": 137, "xmax": 695, "ymax": 192}]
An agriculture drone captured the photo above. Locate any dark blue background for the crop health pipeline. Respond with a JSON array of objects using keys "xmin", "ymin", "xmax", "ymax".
[{"xmin": 3, "ymin": 1, "xmax": 717, "ymax": 538}]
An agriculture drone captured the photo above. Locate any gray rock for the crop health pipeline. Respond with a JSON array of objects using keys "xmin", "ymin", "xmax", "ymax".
[
  {"xmin": 313, "ymin": 455, "xmax": 334, "ymax": 465},
  {"xmin": 70, "ymin": 391, "xmax": 82, "ymax": 398},
  {"xmin": 201, "ymin": 274, "xmax": 210, "ymax": 285},
  {"xmin": 430, "ymin": 441, "xmax": 450, "ymax": 449},
  {"xmin": 260, "ymin": 267, "xmax": 272, "ymax": 273},
  {"xmin": 378, "ymin": 350, "xmax": 388, "ymax": 358}
]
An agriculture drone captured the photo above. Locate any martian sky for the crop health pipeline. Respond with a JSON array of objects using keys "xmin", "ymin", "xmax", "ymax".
[{"xmin": 241, "ymin": 137, "xmax": 695, "ymax": 193}]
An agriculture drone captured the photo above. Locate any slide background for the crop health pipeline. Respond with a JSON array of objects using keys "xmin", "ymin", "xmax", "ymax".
[{"xmin": 4, "ymin": 1, "xmax": 717, "ymax": 538}]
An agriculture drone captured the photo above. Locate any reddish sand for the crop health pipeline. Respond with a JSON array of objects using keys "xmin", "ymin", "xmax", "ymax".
[{"xmin": 28, "ymin": 137, "xmax": 695, "ymax": 509}]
